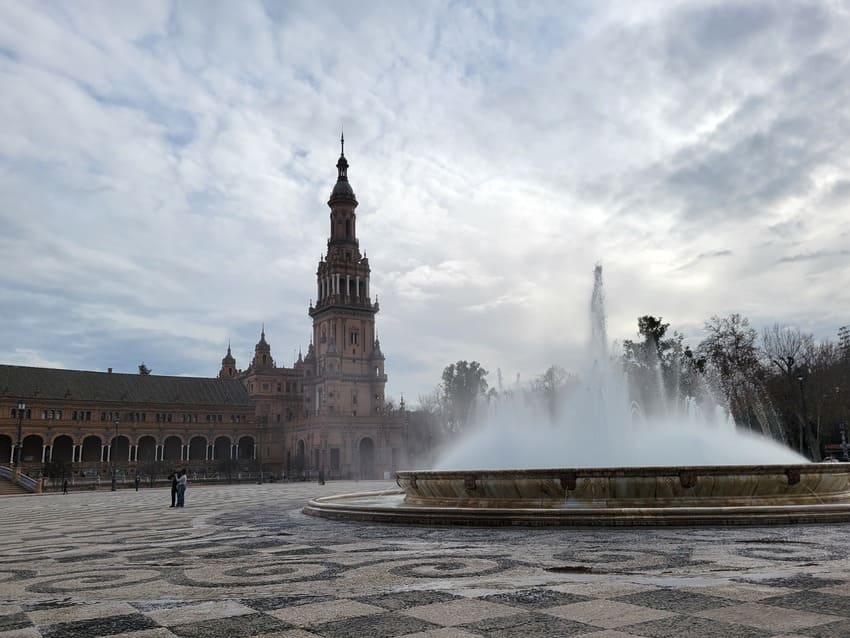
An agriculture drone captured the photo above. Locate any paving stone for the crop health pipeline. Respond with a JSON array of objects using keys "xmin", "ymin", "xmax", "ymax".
[
  {"xmin": 615, "ymin": 589, "xmax": 737, "ymax": 613},
  {"xmin": 400, "ymin": 598, "xmax": 522, "ymax": 627},
  {"xmin": 460, "ymin": 610, "xmax": 596, "ymax": 636},
  {"xmin": 623, "ymin": 614, "xmax": 773, "ymax": 637},
  {"xmin": 39, "ymin": 613, "xmax": 160, "ymax": 638},
  {"xmin": 310, "ymin": 610, "xmax": 440, "ymax": 637},
  {"xmin": 544, "ymin": 600, "xmax": 675, "ymax": 629},
  {"xmin": 0, "ymin": 612, "xmax": 31, "ymax": 631},
  {"xmin": 480, "ymin": 588, "xmax": 591, "ymax": 608},
  {"xmin": 796, "ymin": 618, "xmax": 850, "ymax": 637},
  {"xmin": 760, "ymin": 591, "xmax": 850, "ymax": 618},
  {"xmin": 694, "ymin": 602, "xmax": 839, "ymax": 632},
  {"xmin": 354, "ymin": 590, "xmax": 465, "ymax": 611},
  {"xmin": 267, "ymin": 599, "xmax": 385, "ymax": 626},
  {"xmin": 168, "ymin": 612, "xmax": 291, "ymax": 637},
  {"xmin": 3, "ymin": 482, "xmax": 850, "ymax": 638}
]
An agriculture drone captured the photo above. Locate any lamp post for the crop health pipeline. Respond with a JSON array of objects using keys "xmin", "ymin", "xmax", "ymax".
[
  {"xmin": 13, "ymin": 400, "xmax": 25, "ymax": 468},
  {"xmin": 111, "ymin": 416, "xmax": 119, "ymax": 491}
]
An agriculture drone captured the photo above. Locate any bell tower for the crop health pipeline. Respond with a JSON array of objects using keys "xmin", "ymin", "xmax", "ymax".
[{"xmin": 306, "ymin": 137, "xmax": 386, "ymax": 417}]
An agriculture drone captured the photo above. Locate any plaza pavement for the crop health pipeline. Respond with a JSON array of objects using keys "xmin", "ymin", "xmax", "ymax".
[{"xmin": 1, "ymin": 480, "xmax": 850, "ymax": 637}]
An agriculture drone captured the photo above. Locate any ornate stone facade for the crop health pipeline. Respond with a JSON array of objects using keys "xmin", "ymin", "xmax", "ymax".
[{"xmin": 0, "ymin": 143, "xmax": 407, "ymax": 481}]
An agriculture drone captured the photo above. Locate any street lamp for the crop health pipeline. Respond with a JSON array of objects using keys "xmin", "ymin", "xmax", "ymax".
[
  {"xmin": 111, "ymin": 416, "xmax": 119, "ymax": 491},
  {"xmin": 13, "ymin": 400, "xmax": 25, "ymax": 468}
]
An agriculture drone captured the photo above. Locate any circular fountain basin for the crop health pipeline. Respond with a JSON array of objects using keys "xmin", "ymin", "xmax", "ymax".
[{"xmin": 303, "ymin": 464, "xmax": 850, "ymax": 526}]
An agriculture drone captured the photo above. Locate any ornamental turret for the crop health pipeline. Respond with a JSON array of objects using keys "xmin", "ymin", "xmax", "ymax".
[
  {"xmin": 219, "ymin": 342, "xmax": 236, "ymax": 378},
  {"xmin": 251, "ymin": 325, "xmax": 274, "ymax": 370}
]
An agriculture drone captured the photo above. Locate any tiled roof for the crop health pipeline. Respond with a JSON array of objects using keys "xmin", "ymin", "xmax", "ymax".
[{"xmin": 0, "ymin": 365, "xmax": 253, "ymax": 407}]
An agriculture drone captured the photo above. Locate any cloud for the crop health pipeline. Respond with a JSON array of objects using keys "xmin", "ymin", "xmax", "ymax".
[{"xmin": 1, "ymin": 1, "xmax": 849, "ymax": 403}]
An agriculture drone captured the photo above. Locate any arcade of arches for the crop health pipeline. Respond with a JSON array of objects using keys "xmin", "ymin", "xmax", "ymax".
[{"xmin": 0, "ymin": 431, "xmax": 256, "ymax": 478}]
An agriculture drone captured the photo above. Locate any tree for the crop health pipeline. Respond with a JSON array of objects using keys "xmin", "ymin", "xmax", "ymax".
[
  {"xmin": 441, "ymin": 361, "xmax": 489, "ymax": 431},
  {"xmin": 697, "ymin": 314, "xmax": 777, "ymax": 439},
  {"xmin": 761, "ymin": 324, "xmax": 816, "ymax": 454},
  {"xmin": 530, "ymin": 365, "xmax": 572, "ymax": 420},
  {"xmin": 622, "ymin": 316, "xmax": 684, "ymax": 416},
  {"xmin": 138, "ymin": 363, "xmax": 152, "ymax": 375}
]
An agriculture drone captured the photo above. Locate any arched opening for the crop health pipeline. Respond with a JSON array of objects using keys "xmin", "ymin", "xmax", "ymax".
[
  {"xmin": 237, "ymin": 436, "xmax": 254, "ymax": 460},
  {"xmin": 359, "ymin": 437, "xmax": 375, "ymax": 479},
  {"xmin": 163, "ymin": 436, "xmax": 182, "ymax": 461},
  {"xmin": 21, "ymin": 434, "xmax": 44, "ymax": 463},
  {"xmin": 111, "ymin": 435, "xmax": 130, "ymax": 463},
  {"xmin": 213, "ymin": 436, "xmax": 231, "ymax": 461},
  {"xmin": 189, "ymin": 436, "xmax": 207, "ymax": 461},
  {"xmin": 295, "ymin": 440, "xmax": 306, "ymax": 476},
  {"xmin": 51, "ymin": 435, "xmax": 73, "ymax": 463},
  {"xmin": 80, "ymin": 435, "xmax": 101, "ymax": 463},
  {"xmin": 137, "ymin": 436, "xmax": 157, "ymax": 462},
  {"xmin": 0, "ymin": 434, "xmax": 12, "ymax": 463}
]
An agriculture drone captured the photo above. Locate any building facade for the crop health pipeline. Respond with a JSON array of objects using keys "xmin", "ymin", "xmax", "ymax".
[{"xmin": 0, "ymin": 143, "xmax": 407, "ymax": 482}]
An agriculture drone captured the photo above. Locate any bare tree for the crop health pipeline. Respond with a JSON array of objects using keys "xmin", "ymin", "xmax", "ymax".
[{"xmin": 760, "ymin": 325, "xmax": 820, "ymax": 459}]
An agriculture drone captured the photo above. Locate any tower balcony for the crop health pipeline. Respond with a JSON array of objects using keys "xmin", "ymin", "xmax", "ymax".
[{"xmin": 309, "ymin": 295, "xmax": 379, "ymax": 315}]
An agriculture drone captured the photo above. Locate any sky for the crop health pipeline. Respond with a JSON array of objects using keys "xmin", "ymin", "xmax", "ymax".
[{"xmin": 1, "ymin": 0, "xmax": 849, "ymax": 405}]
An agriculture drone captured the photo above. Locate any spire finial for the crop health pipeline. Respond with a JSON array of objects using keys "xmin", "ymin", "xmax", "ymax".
[
  {"xmin": 340, "ymin": 126, "xmax": 345, "ymax": 157},
  {"xmin": 261, "ymin": 322, "xmax": 265, "ymax": 338}
]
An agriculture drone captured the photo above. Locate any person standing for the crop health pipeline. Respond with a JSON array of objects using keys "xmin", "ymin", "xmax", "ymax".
[
  {"xmin": 134, "ymin": 475, "xmax": 140, "ymax": 491},
  {"xmin": 176, "ymin": 469, "xmax": 187, "ymax": 508},
  {"xmin": 62, "ymin": 478, "xmax": 69, "ymax": 495},
  {"xmin": 169, "ymin": 473, "xmax": 177, "ymax": 507}
]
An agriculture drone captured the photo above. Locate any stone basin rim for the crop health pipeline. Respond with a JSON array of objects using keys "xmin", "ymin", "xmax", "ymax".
[{"xmin": 395, "ymin": 462, "xmax": 842, "ymax": 480}]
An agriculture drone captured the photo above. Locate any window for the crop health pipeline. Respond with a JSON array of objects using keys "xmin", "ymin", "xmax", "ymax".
[
  {"xmin": 352, "ymin": 390, "xmax": 358, "ymax": 406},
  {"xmin": 350, "ymin": 330, "xmax": 359, "ymax": 346},
  {"xmin": 330, "ymin": 448, "xmax": 340, "ymax": 470},
  {"xmin": 262, "ymin": 383, "xmax": 269, "ymax": 391},
  {"xmin": 277, "ymin": 383, "xmax": 281, "ymax": 392}
]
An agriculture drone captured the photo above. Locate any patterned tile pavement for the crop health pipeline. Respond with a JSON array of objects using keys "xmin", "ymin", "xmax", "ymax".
[{"xmin": 2, "ymin": 481, "xmax": 850, "ymax": 637}]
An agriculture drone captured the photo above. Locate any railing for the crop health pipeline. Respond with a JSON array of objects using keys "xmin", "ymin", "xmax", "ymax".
[{"xmin": 0, "ymin": 465, "xmax": 40, "ymax": 493}]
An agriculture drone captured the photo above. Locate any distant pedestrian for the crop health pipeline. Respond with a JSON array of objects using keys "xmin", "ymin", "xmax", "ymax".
[
  {"xmin": 176, "ymin": 469, "xmax": 187, "ymax": 507},
  {"xmin": 134, "ymin": 475, "xmax": 140, "ymax": 491},
  {"xmin": 169, "ymin": 473, "xmax": 177, "ymax": 507},
  {"xmin": 62, "ymin": 478, "xmax": 69, "ymax": 495}
]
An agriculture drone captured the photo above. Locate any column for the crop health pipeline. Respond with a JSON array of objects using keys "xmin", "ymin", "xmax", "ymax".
[
  {"xmin": 41, "ymin": 445, "xmax": 47, "ymax": 463},
  {"xmin": 103, "ymin": 445, "xmax": 110, "ymax": 462},
  {"xmin": 356, "ymin": 275, "xmax": 360, "ymax": 299},
  {"xmin": 129, "ymin": 445, "xmax": 134, "ymax": 462},
  {"xmin": 72, "ymin": 444, "xmax": 79, "ymax": 462},
  {"xmin": 366, "ymin": 277, "xmax": 370, "ymax": 299},
  {"xmin": 253, "ymin": 444, "xmax": 257, "ymax": 460},
  {"xmin": 232, "ymin": 444, "xmax": 237, "ymax": 460},
  {"xmin": 156, "ymin": 444, "xmax": 163, "ymax": 461}
]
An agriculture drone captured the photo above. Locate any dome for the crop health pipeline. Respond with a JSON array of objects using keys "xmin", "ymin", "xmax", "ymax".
[{"xmin": 330, "ymin": 179, "xmax": 355, "ymax": 200}]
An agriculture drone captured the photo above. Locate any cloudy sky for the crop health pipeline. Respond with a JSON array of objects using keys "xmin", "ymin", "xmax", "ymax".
[{"xmin": 1, "ymin": 0, "xmax": 849, "ymax": 403}]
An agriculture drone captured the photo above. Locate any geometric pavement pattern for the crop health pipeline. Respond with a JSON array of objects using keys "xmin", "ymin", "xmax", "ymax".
[{"xmin": 2, "ymin": 481, "xmax": 850, "ymax": 637}]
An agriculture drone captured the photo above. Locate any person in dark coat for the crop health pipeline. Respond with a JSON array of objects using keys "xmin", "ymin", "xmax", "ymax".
[
  {"xmin": 169, "ymin": 473, "xmax": 177, "ymax": 507},
  {"xmin": 62, "ymin": 478, "xmax": 69, "ymax": 494},
  {"xmin": 134, "ymin": 475, "xmax": 140, "ymax": 491}
]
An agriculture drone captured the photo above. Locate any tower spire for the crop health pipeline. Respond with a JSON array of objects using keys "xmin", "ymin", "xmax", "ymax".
[{"xmin": 340, "ymin": 127, "xmax": 345, "ymax": 157}]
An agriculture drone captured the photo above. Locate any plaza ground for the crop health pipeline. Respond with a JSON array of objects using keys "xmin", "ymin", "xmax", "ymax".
[{"xmin": 1, "ymin": 481, "xmax": 850, "ymax": 637}]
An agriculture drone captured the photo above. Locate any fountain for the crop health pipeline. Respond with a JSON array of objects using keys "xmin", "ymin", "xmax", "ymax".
[{"xmin": 305, "ymin": 266, "xmax": 850, "ymax": 526}]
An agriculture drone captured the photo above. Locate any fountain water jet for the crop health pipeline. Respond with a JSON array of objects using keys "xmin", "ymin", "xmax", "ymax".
[{"xmin": 305, "ymin": 266, "xmax": 850, "ymax": 526}]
